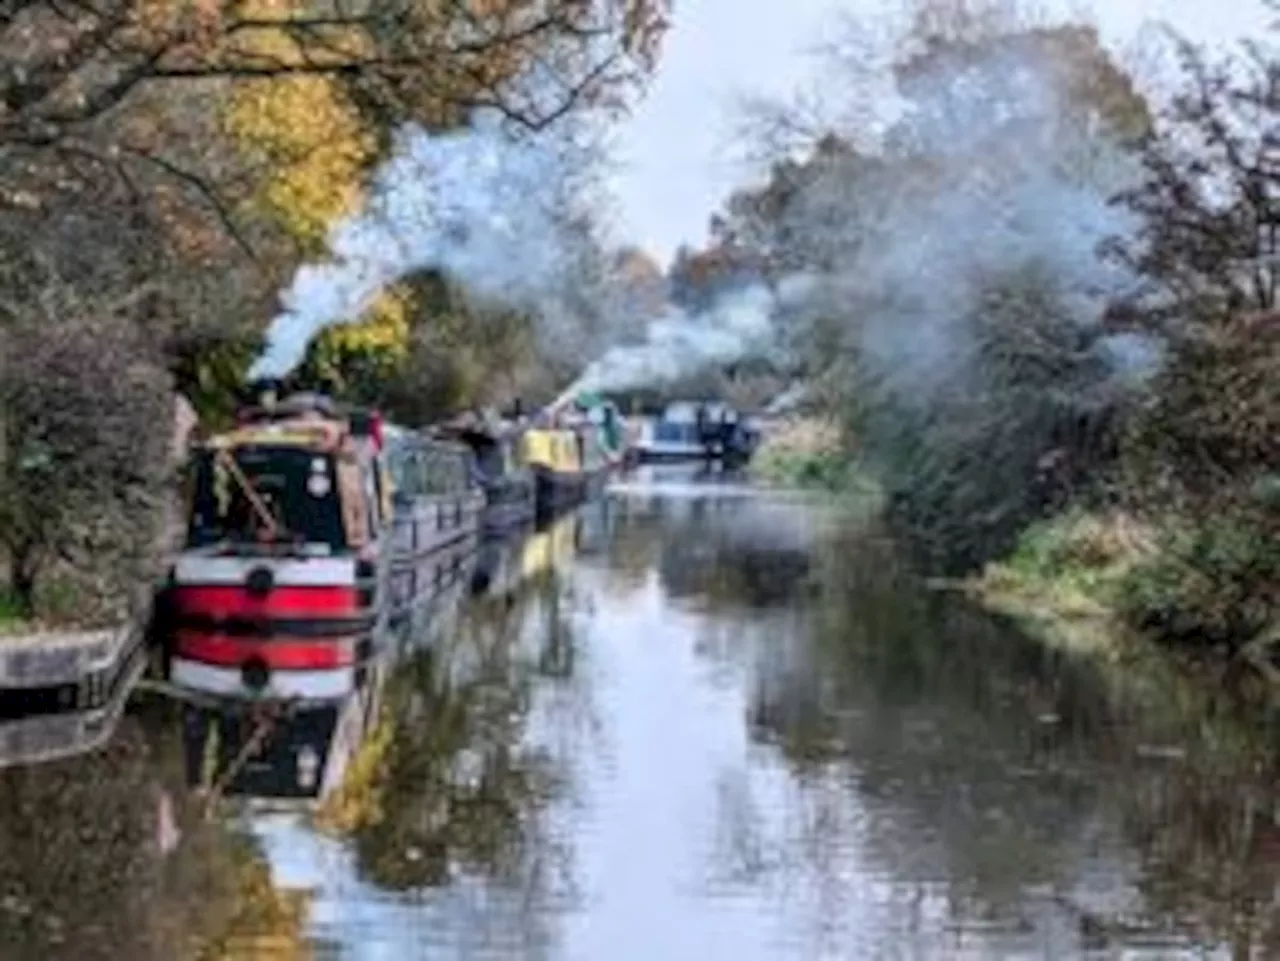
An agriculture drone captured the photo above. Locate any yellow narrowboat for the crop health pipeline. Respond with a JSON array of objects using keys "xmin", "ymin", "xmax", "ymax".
[{"xmin": 519, "ymin": 427, "xmax": 585, "ymax": 516}]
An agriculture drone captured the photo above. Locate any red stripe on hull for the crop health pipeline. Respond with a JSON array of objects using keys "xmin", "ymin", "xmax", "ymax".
[
  {"xmin": 175, "ymin": 632, "xmax": 357, "ymax": 669},
  {"xmin": 172, "ymin": 585, "xmax": 362, "ymax": 619}
]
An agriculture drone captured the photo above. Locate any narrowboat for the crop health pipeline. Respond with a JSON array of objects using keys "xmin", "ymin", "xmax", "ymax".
[
  {"xmin": 520, "ymin": 425, "xmax": 586, "ymax": 517},
  {"xmin": 382, "ymin": 428, "xmax": 486, "ymax": 598},
  {"xmin": 163, "ymin": 389, "xmax": 480, "ymax": 704},
  {"xmin": 433, "ymin": 417, "xmax": 536, "ymax": 533},
  {"xmin": 634, "ymin": 401, "xmax": 760, "ymax": 464}
]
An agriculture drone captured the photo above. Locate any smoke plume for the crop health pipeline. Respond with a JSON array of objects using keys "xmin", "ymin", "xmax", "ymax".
[
  {"xmin": 249, "ymin": 117, "xmax": 579, "ymax": 381},
  {"xmin": 248, "ymin": 13, "xmax": 1163, "ymax": 429},
  {"xmin": 559, "ymin": 274, "xmax": 813, "ymax": 400}
]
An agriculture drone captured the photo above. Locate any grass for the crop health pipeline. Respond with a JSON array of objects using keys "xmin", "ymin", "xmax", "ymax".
[
  {"xmin": 967, "ymin": 508, "xmax": 1157, "ymax": 656},
  {"xmin": 752, "ymin": 417, "xmax": 861, "ymax": 492},
  {"xmin": 971, "ymin": 504, "xmax": 1280, "ymax": 680},
  {"xmin": 0, "ymin": 590, "xmax": 29, "ymax": 635}
]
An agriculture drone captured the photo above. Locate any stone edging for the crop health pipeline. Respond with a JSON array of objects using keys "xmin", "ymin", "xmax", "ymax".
[{"xmin": 0, "ymin": 626, "xmax": 128, "ymax": 688}]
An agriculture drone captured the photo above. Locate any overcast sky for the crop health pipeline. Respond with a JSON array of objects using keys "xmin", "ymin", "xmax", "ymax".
[{"xmin": 609, "ymin": 0, "xmax": 1272, "ymax": 267}]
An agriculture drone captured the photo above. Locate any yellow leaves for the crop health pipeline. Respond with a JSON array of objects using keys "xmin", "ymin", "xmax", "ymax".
[
  {"xmin": 313, "ymin": 709, "xmax": 394, "ymax": 835},
  {"xmin": 323, "ymin": 290, "xmax": 412, "ymax": 356},
  {"xmin": 223, "ymin": 0, "xmax": 379, "ymax": 247},
  {"xmin": 200, "ymin": 854, "xmax": 313, "ymax": 961},
  {"xmin": 306, "ymin": 289, "xmax": 413, "ymax": 391},
  {"xmin": 224, "ymin": 37, "xmax": 374, "ymax": 248},
  {"xmin": 226, "ymin": 0, "xmax": 374, "ymax": 67}
]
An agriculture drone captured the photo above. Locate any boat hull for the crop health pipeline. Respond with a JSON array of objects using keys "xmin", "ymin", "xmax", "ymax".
[
  {"xmin": 533, "ymin": 466, "xmax": 585, "ymax": 517},
  {"xmin": 165, "ymin": 488, "xmax": 485, "ymax": 704},
  {"xmin": 479, "ymin": 474, "xmax": 536, "ymax": 535}
]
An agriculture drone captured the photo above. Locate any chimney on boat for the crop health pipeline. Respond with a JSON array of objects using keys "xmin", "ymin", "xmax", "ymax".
[
  {"xmin": 238, "ymin": 378, "xmax": 284, "ymax": 424},
  {"xmin": 258, "ymin": 380, "xmax": 280, "ymax": 412}
]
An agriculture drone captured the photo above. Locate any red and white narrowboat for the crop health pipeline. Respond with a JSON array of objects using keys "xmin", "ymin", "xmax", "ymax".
[{"xmin": 163, "ymin": 389, "xmax": 483, "ymax": 703}]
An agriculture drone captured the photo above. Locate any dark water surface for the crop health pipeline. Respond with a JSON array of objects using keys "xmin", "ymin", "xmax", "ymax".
[{"xmin": 4, "ymin": 467, "xmax": 1280, "ymax": 959}]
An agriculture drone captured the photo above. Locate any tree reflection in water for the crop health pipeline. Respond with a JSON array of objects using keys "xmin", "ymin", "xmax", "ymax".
[
  {"xmin": 684, "ymin": 513, "xmax": 1280, "ymax": 957},
  {"xmin": 330, "ymin": 549, "xmax": 583, "ymax": 936},
  {"xmin": 0, "ymin": 698, "xmax": 311, "ymax": 961}
]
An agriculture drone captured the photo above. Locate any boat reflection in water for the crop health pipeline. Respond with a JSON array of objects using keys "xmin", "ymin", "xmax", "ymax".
[
  {"xmin": 181, "ymin": 681, "xmax": 379, "ymax": 807},
  {"xmin": 177, "ymin": 535, "xmax": 480, "ymax": 807},
  {"xmin": 469, "ymin": 510, "xmax": 578, "ymax": 602},
  {"xmin": 174, "ymin": 512, "xmax": 579, "ymax": 810}
]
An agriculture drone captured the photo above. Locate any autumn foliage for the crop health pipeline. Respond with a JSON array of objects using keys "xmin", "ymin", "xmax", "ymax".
[{"xmin": 0, "ymin": 0, "xmax": 669, "ymax": 619}]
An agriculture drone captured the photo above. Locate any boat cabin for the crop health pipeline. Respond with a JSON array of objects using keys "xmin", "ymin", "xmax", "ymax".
[{"xmin": 185, "ymin": 392, "xmax": 392, "ymax": 556}]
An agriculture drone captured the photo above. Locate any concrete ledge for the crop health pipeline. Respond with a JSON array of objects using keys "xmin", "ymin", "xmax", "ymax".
[
  {"xmin": 0, "ymin": 626, "xmax": 127, "ymax": 688},
  {"xmin": 0, "ymin": 635, "xmax": 147, "ymax": 768}
]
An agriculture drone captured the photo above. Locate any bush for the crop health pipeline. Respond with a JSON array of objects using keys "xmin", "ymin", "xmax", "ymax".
[
  {"xmin": 1119, "ymin": 514, "xmax": 1280, "ymax": 649},
  {"xmin": 1002, "ymin": 509, "xmax": 1150, "ymax": 590},
  {"xmin": 751, "ymin": 417, "xmax": 848, "ymax": 489},
  {"xmin": 0, "ymin": 312, "xmax": 172, "ymax": 624},
  {"xmin": 1114, "ymin": 312, "xmax": 1280, "ymax": 651}
]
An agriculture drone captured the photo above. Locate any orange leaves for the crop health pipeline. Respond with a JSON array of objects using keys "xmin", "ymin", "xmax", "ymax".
[
  {"xmin": 130, "ymin": 0, "xmax": 226, "ymax": 53},
  {"xmin": 152, "ymin": 182, "xmax": 233, "ymax": 263}
]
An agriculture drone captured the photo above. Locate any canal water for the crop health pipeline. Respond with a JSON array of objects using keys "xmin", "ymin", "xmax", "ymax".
[{"xmin": 2, "ymin": 467, "xmax": 1280, "ymax": 959}]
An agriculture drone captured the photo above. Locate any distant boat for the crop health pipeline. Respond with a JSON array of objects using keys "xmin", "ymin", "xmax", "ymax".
[
  {"xmin": 634, "ymin": 401, "xmax": 760, "ymax": 464},
  {"xmin": 520, "ymin": 392, "xmax": 627, "ymax": 517}
]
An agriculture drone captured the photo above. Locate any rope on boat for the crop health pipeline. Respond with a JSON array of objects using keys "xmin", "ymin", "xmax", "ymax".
[
  {"xmin": 213, "ymin": 446, "xmax": 281, "ymax": 540},
  {"xmin": 200, "ymin": 699, "xmax": 296, "ymax": 820}
]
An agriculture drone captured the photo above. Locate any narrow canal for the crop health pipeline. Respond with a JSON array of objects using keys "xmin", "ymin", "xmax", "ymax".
[{"xmin": 2, "ymin": 467, "xmax": 1280, "ymax": 959}]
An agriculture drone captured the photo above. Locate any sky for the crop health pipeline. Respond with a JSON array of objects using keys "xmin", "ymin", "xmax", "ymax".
[{"xmin": 609, "ymin": 0, "xmax": 1273, "ymax": 267}]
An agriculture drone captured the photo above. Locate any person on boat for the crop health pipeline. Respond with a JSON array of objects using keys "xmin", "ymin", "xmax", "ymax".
[
  {"xmin": 695, "ymin": 402, "xmax": 712, "ymax": 451},
  {"xmin": 718, "ymin": 407, "xmax": 732, "ymax": 449}
]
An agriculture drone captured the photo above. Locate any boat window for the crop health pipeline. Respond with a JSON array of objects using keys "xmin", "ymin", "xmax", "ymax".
[
  {"xmin": 421, "ymin": 444, "xmax": 469, "ymax": 493},
  {"xmin": 386, "ymin": 444, "xmax": 423, "ymax": 495},
  {"xmin": 186, "ymin": 446, "xmax": 346, "ymax": 549}
]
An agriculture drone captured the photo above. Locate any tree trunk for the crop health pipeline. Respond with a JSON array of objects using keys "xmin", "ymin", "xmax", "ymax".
[
  {"xmin": 0, "ymin": 321, "xmax": 7, "ymax": 597},
  {"xmin": 8, "ymin": 546, "xmax": 36, "ymax": 619}
]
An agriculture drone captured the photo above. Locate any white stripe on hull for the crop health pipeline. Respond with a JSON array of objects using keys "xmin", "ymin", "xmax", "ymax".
[
  {"xmin": 171, "ymin": 659, "xmax": 355, "ymax": 700},
  {"xmin": 173, "ymin": 555, "xmax": 358, "ymax": 587}
]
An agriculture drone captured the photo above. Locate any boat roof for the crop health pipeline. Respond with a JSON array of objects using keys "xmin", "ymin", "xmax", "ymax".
[
  {"xmin": 662, "ymin": 400, "xmax": 736, "ymax": 422},
  {"xmin": 201, "ymin": 414, "xmax": 347, "ymax": 453},
  {"xmin": 199, "ymin": 392, "xmax": 368, "ymax": 454}
]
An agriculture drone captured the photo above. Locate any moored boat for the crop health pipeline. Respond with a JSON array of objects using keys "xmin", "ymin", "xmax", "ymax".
[
  {"xmin": 634, "ymin": 400, "xmax": 760, "ymax": 464},
  {"xmin": 163, "ymin": 389, "xmax": 481, "ymax": 704},
  {"xmin": 383, "ymin": 428, "xmax": 486, "ymax": 589},
  {"xmin": 433, "ymin": 416, "xmax": 535, "ymax": 533},
  {"xmin": 520, "ymin": 425, "xmax": 586, "ymax": 518}
]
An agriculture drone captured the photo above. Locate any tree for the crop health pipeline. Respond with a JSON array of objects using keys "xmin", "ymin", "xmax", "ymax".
[
  {"xmin": 710, "ymin": 2, "xmax": 1156, "ymax": 571},
  {"xmin": 1106, "ymin": 25, "xmax": 1280, "ymax": 648},
  {"xmin": 1111, "ymin": 32, "xmax": 1279, "ymax": 327},
  {"xmin": 0, "ymin": 0, "xmax": 669, "ymax": 155}
]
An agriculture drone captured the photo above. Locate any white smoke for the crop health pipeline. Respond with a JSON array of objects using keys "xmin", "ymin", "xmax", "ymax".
[
  {"xmin": 250, "ymin": 116, "xmax": 578, "ymax": 381},
  {"xmin": 560, "ymin": 274, "xmax": 814, "ymax": 400}
]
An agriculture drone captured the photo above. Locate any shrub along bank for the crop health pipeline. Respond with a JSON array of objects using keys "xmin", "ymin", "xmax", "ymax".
[{"xmin": 690, "ymin": 8, "xmax": 1280, "ymax": 683}]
